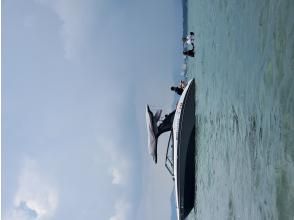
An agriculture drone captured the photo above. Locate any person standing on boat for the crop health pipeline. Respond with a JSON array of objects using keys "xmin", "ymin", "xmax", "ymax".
[{"xmin": 171, "ymin": 80, "xmax": 187, "ymax": 95}]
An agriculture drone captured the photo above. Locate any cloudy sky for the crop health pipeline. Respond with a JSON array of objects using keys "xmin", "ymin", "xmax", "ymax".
[{"xmin": 2, "ymin": 0, "xmax": 183, "ymax": 219}]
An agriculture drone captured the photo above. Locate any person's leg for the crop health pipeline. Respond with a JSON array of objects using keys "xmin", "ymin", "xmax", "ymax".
[
  {"xmin": 188, "ymin": 50, "xmax": 194, "ymax": 57},
  {"xmin": 183, "ymin": 50, "xmax": 194, "ymax": 57}
]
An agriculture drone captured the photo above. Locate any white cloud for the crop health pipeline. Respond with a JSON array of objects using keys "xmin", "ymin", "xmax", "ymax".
[
  {"xmin": 108, "ymin": 157, "xmax": 130, "ymax": 185},
  {"xmin": 110, "ymin": 167, "xmax": 124, "ymax": 185},
  {"xmin": 98, "ymin": 138, "xmax": 131, "ymax": 186},
  {"xmin": 8, "ymin": 158, "xmax": 58, "ymax": 220},
  {"xmin": 52, "ymin": 0, "xmax": 87, "ymax": 60},
  {"xmin": 109, "ymin": 199, "xmax": 131, "ymax": 220},
  {"xmin": 34, "ymin": 0, "xmax": 99, "ymax": 60}
]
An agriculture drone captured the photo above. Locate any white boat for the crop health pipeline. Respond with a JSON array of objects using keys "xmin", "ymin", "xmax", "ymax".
[
  {"xmin": 146, "ymin": 79, "xmax": 196, "ymax": 220},
  {"xmin": 172, "ymin": 79, "xmax": 196, "ymax": 220}
]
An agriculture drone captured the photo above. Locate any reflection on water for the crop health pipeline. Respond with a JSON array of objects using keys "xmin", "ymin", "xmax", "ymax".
[{"xmin": 184, "ymin": 0, "xmax": 294, "ymax": 219}]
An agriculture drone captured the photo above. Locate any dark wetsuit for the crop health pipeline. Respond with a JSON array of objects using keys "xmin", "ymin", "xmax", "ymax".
[
  {"xmin": 175, "ymin": 87, "xmax": 184, "ymax": 95},
  {"xmin": 171, "ymin": 86, "xmax": 184, "ymax": 95}
]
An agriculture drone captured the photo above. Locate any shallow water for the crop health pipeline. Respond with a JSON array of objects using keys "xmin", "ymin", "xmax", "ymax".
[{"xmin": 185, "ymin": 0, "xmax": 294, "ymax": 219}]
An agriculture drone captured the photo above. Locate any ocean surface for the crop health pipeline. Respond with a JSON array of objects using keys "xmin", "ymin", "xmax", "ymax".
[{"xmin": 184, "ymin": 0, "xmax": 294, "ymax": 219}]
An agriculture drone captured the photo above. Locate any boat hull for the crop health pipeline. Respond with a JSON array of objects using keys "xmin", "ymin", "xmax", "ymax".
[{"xmin": 173, "ymin": 79, "xmax": 196, "ymax": 220}]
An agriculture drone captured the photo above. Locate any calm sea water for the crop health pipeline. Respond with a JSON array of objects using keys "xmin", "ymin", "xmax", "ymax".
[{"xmin": 184, "ymin": 0, "xmax": 294, "ymax": 219}]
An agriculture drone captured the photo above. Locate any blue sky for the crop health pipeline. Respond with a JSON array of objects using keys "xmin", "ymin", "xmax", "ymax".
[{"xmin": 2, "ymin": 0, "xmax": 183, "ymax": 219}]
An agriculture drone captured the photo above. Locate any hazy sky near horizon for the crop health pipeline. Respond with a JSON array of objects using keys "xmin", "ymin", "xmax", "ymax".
[{"xmin": 2, "ymin": 0, "xmax": 183, "ymax": 220}]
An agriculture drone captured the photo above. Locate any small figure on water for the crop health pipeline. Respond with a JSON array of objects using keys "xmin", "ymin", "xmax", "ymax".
[
  {"xmin": 182, "ymin": 32, "xmax": 195, "ymax": 46},
  {"xmin": 183, "ymin": 32, "xmax": 195, "ymax": 57}
]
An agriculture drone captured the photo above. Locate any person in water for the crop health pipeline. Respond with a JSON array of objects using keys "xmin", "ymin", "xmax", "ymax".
[
  {"xmin": 183, "ymin": 43, "xmax": 195, "ymax": 57},
  {"xmin": 182, "ymin": 32, "xmax": 195, "ymax": 46},
  {"xmin": 171, "ymin": 80, "xmax": 187, "ymax": 95},
  {"xmin": 183, "ymin": 32, "xmax": 195, "ymax": 57}
]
